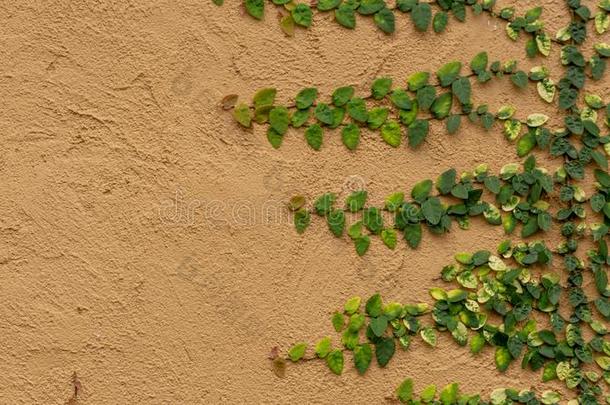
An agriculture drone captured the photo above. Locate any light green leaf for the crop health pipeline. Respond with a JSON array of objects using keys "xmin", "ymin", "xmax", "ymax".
[
  {"xmin": 381, "ymin": 228, "xmax": 397, "ymax": 249},
  {"xmin": 396, "ymin": 378, "xmax": 414, "ymax": 403},
  {"xmin": 381, "ymin": 120, "xmax": 402, "ymax": 147},
  {"xmin": 440, "ymin": 383, "xmax": 458, "ymax": 405},
  {"xmin": 527, "ymin": 113, "xmax": 549, "ymax": 127},
  {"xmin": 537, "ymin": 78, "xmax": 555, "ymax": 103},
  {"xmin": 344, "ymin": 296, "xmax": 361, "ymax": 314},
  {"xmin": 315, "ymin": 337, "xmax": 332, "ymax": 358},
  {"xmin": 288, "ymin": 342, "xmax": 307, "ymax": 361},
  {"xmin": 495, "ymin": 346, "xmax": 511, "ymax": 372},
  {"xmin": 233, "ymin": 103, "xmax": 252, "ymax": 127},
  {"xmin": 326, "ymin": 349, "xmax": 344, "ymax": 375},
  {"xmin": 420, "ymin": 327, "xmax": 437, "ymax": 346}
]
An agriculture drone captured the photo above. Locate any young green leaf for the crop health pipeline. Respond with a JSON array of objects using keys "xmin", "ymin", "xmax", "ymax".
[
  {"xmin": 396, "ymin": 378, "xmax": 414, "ymax": 403},
  {"xmin": 288, "ymin": 342, "xmax": 307, "ymax": 362},
  {"xmin": 326, "ymin": 349, "xmax": 344, "ymax": 375}
]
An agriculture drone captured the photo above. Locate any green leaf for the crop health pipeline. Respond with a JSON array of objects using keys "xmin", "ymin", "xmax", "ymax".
[
  {"xmin": 437, "ymin": 61, "xmax": 462, "ymax": 87},
  {"xmin": 470, "ymin": 52, "xmax": 488, "ymax": 73},
  {"xmin": 416, "ymin": 86, "xmax": 436, "ymax": 110},
  {"xmin": 381, "ymin": 229, "xmax": 397, "ymax": 249},
  {"xmin": 385, "ymin": 192, "xmax": 404, "ymax": 212},
  {"xmin": 436, "ymin": 169, "xmax": 456, "ymax": 194},
  {"xmin": 354, "ymin": 344, "xmax": 372, "ymax": 375},
  {"xmin": 331, "ymin": 311, "xmax": 344, "ymax": 332},
  {"xmin": 595, "ymin": 169, "xmax": 610, "ymax": 188},
  {"xmin": 317, "ymin": 0, "xmax": 341, "ymax": 11},
  {"xmin": 516, "ymin": 132, "xmax": 536, "ymax": 157},
  {"xmin": 269, "ymin": 106, "xmax": 290, "ymax": 134},
  {"xmin": 244, "ymin": 0, "xmax": 264, "ymax": 20},
  {"xmin": 470, "ymin": 333, "xmax": 485, "ymax": 354},
  {"xmin": 344, "ymin": 296, "xmax": 361, "ymax": 314},
  {"xmin": 358, "ymin": 0, "xmax": 385, "ymax": 15},
  {"xmin": 327, "ymin": 209, "xmax": 345, "ymax": 237},
  {"xmin": 452, "ymin": 77, "xmax": 471, "ymax": 104},
  {"xmin": 291, "ymin": 108, "xmax": 309, "ymax": 127},
  {"xmin": 412, "ymin": 179, "xmax": 433, "ymax": 202},
  {"xmin": 408, "ymin": 120, "xmax": 429, "ymax": 148},
  {"xmin": 326, "ymin": 349, "xmax": 344, "ymax": 375},
  {"xmin": 404, "ymin": 223, "xmax": 422, "ymax": 249},
  {"xmin": 375, "ymin": 337, "xmax": 395, "ymax": 367},
  {"xmin": 367, "ymin": 107, "xmax": 389, "ymax": 129},
  {"xmin": 440, "ymin": 383, "xmax": 458, "ymax": 405},
  {"xmin": 332, "ymin": 86, "xmax": 354, "ymax": 107},
  {"xmin": 396, "ymin": 378, "xmax": 414, "ymax": 403},
  {"xmin": 371, "ymin": 77, "xmax": 393, "ymax": 100},
  {"xmin": 354, "ymin": 235, "xmax": 370, "ymax": 256},
  {"xmin": 344, "ymin": 191, "xmax": 366, "ymax": 213},
  {"xmin": 495, "ymin": 346, "xmax": 511, "ymax": 372},
  {"xmin": 407, "ymin": 72, "xmax": 429, "ymax": 91},
  {"xmin": 288, "ymin": 342, "xmax": 307, "ymax": 361},
  {"xmin": 253, "ymin": 88, "xmax": 276, "ymax": 109},
  {"xmin": 446, "ymin": 115, "xmax": 461, "ymax": 134},
  {"xmin": 305, "ymin": 124, "xmax": 323, "ymax": 150},
  {"xmin": 420, "ymin": 327, "xmax": 437, "ymax": 346},
  {"xmin": 366, "ymin": 293, "xmax": 383, "ymax": 317},
  {"xmin": 422, "ymin": 197, "xmax": 443, "ymax": 225},
  {"xmin": 381, "ymin": 120, "xmax": 402, "ymax": 147},
  {"xmin": 233, "ymin": 103, "xmax": 252, "ymax": 127},
  {"xmin": 511, "ymin": 71, "xmax": 528, "ymax": 88},
  {"xmin": 314, "ymin": 103, "xmax": 334, "ymax": 125},
  {"xmin": 370, "ymin": 315, "xmax": 388, "ymax": 336},
  {"xmin": 294, "ymin": 209, "xmax": 310, "ymax": 234},
  {"xmin": 335, "ymin": 5, "xmax": 356, "ymax": 28},
  {"xmin": 363, "ymin": 207, "xmax": 384, "ymax": 234},
  {"xmin": 315, "ymin": 337, "xmax": 332, "ymax": 358},
  {"xmin": 374, "ymin": 8, "xmax": 395, "ymax": 33},
  {"xmin": 347, "ymin": 98, "xmax": 368, "ymax": 122},
  {"xmin": 431, "ymin": 93, "xmax": 453, "ymax": 119},
  {"xmin": 433, "ymin": 11, "xmax": 448, "ymax": 33},
  {"xmin": 420, "ymin": 385, "xmax": 436, "ymax": 402},
  {"xmin": 314, "ymin": 193, "xmax": 336, "ymax": 216},
  {"xmin": 411, "ymin": 3, "xmax": 432, "ymax": 31},
  {"xmin": 267, "ymin": 128, "xmax": 283, "ymax": 148},
  {"xmin": 341, "ymin": 123, "xmax": 360, "ymax": 150},
  {"xmin": 390, "ymin": 89, "xmax": 412, "ymax": 110},
  {"xmin": 295, "ymin": 88, "xmax": 318, "ymax": 109},
  {"xmin": 292, "ymin": 3, "xmax": 312, "ymax": 27}
]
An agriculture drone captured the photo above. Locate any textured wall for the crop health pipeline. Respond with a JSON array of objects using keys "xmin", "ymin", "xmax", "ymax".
[{"xmin": 0, "ymin": 1, "xmax": 607, "ymax": 404}]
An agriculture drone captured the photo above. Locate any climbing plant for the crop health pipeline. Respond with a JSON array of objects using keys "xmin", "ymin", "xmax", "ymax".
[{"xmin": 218, "ymin": 0, "xmax": 610, "ymax": 403}]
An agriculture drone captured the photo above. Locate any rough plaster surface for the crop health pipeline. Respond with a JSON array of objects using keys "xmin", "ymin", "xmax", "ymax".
[{"xmin": 0, "ymin": 1, "xmax": 608, "ymax": 404}]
